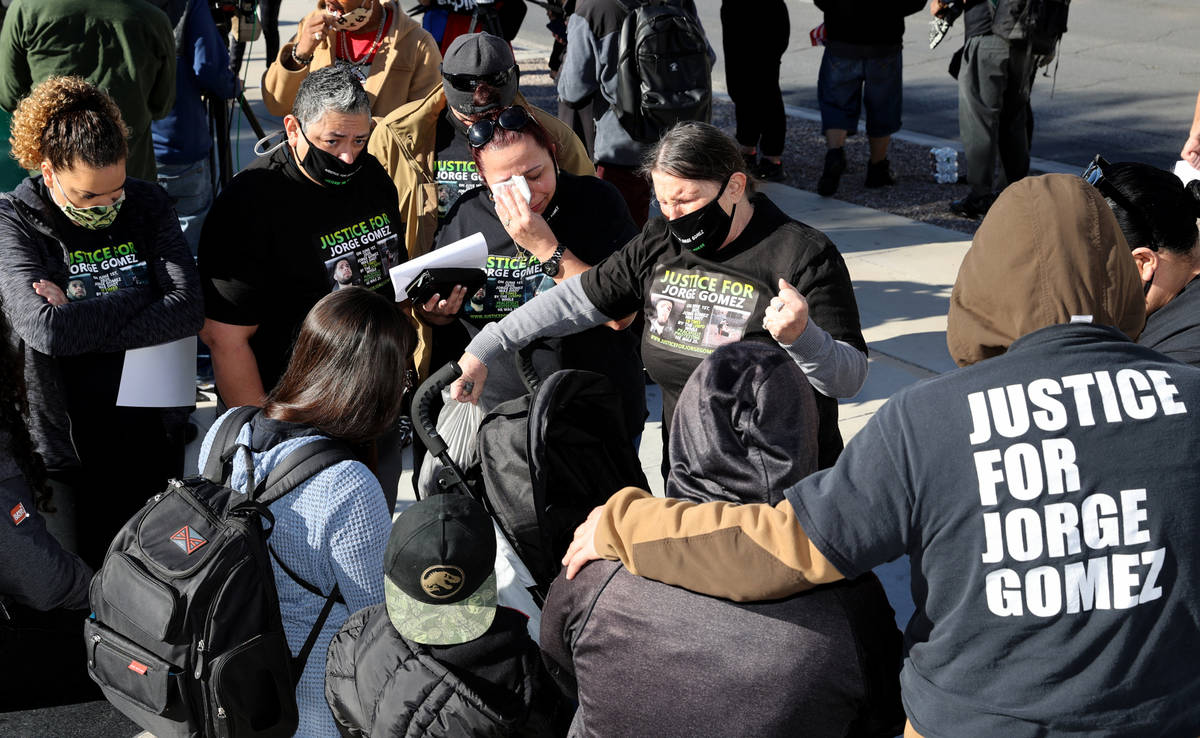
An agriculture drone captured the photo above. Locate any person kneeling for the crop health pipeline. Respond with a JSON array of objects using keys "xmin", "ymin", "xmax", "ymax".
[
  {"xmin": 326, "ymin": 493, "xmax": 545, "ymax": 737},
  {"xmin": 539, "ymin": 341, "xmax": 905, "ymax": 737}
]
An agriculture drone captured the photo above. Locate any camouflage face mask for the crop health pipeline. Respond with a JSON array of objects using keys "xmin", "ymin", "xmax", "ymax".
[{"xmin": 51, "ymin": 174, "xmax": 125, "ymax": 230}]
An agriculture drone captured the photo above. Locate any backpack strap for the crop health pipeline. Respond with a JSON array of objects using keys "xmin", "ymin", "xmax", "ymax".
[
  {"xmin": 202, "ymin": 405, "xmax": 261, "ymax": 483},
  {"xmin": 249, "ymin": 438, "xmax": 357, "ymax": 685},
  {"xmin": 252, "ymin": 438, "xmax": 357, "ymax": 507}
]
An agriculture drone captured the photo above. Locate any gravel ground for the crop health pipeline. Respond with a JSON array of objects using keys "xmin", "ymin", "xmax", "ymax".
[{"xmin": 516, "ymin": 58, "xmax": 982, "ymax": 236}]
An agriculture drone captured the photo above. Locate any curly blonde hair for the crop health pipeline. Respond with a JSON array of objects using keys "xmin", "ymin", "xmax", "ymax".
[{"xmin": 9, "ymin": 75, "xmax": 129, "ymax": 171}]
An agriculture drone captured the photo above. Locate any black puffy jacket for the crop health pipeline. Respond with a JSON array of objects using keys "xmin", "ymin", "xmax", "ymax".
[{"xmin": 325, "ymin": 604, "xmax": 540, "ymax": 737}]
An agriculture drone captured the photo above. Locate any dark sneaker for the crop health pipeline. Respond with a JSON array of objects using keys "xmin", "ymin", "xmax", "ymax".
[
  {"xmin": 865, "ymin": 158, "xmax": 896, "ymax": 188},
  {"xmin": 753, "ymin": 159, "xmax": 786, "ymax": 182},
  {"xmin": 949, "ymin": 192, "xmax": 994, "ymax": 219},
  {"xmin": 817, "ymin": 148, "xmax": 846, "ymax": 197}
]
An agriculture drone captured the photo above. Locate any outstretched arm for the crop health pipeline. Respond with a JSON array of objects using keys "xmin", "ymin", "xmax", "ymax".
[
  {"xmin": 562, "ymin": 488, "xmax": 844, "ymax": 602},
  {"xmin": 451, "ymin": 276, "xmax": 610, "ymax": 403}
]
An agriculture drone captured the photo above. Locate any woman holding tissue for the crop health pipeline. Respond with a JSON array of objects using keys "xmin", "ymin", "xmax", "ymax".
[
  {"xmin": 420, "ymin": 105, "xmax": 646, "ymax": 438},
  {"xmin": 0, "ymin": 77, "xmax": 203, "ymax": 567},
  {"xmin": 451, "ymin": 121, "xmax": 868, "ymax": 470}
]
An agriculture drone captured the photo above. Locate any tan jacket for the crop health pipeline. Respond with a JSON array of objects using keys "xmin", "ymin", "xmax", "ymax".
[
  {"xmin": 367, "ymin": 85, "xmax": 595, "ymax": 374},
  {"xmin": 263, "ymin": 1, "xmax": 442, "ymax": 120}
]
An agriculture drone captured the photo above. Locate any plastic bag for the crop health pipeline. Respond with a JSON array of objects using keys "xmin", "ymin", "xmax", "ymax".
[{"xmin": 417, "ymin": 388, "xmax": 484, "ymax": 497}]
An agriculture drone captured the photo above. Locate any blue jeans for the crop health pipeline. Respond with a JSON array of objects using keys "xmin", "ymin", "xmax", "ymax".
[
  {"xmin": 817, "ymin": 49, "xmax": 904, "ymax": 138},
  {"xmin": 156, "ymin": 157, "xmax": 214, "ymax": 258}
]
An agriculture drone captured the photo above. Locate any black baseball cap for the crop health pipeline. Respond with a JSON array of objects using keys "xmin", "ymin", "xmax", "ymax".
[
  {"xmin": 440, "ymin": 32, "xmax": 519, "ymax": 115},
  {"xmin": 384, "ymin": 493, "xmax": 498, "ymax": 645}
]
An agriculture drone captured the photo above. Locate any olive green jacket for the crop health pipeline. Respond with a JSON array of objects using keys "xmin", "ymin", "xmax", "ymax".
[{"xmin": 0, "ymin": 0, "xmax": 176, "ymax": 181}]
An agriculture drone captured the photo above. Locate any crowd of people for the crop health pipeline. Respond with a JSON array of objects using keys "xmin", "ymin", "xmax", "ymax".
[{"xmin": 1, "ymin": 0, "xmax": 1200, "ymax": 736}]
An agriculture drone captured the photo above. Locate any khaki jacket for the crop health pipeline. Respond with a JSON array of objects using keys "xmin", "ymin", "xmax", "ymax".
[
  {"xmin": 263, "ymin": 1, "xmax": 442, "ymax": 120},
  {"xmin": 368, "ymin": 85, "xmax": 595, "ymax": 375}
]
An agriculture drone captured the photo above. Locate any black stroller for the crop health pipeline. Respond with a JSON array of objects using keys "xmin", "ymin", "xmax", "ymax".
[{"xmin": 412, "ymin": 353, "xmax": 648, "ymax": 602}]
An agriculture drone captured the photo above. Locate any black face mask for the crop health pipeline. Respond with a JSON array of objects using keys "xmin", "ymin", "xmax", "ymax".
[
  {"xmin": 297, "ymin": 129, "xmax": 362, "ymax": 187},
  {"xmin": 666, "ymin": 176, "xmax": 735, "ymax": 258}
]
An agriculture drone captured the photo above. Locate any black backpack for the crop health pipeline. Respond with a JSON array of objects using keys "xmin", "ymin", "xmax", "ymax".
[
  {"xmin": 993, "ymin": 0, "xmax": 1071, "ymax": 56},
  {"xmin": 614, "ymin": 0, "xmax": 712, "ymax": 144},
  {"xmin": 85, "ymin": 407, "xmax": 356, "ymax": 738},
  {"xmin": 475, "ymin": 369, "xmax": 649, "ymax": 596}
]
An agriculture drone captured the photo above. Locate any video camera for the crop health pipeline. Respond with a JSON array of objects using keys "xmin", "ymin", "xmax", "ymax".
[{"xmin": 209, "ymin": 0, "xmax": 256, "ymax": 33}]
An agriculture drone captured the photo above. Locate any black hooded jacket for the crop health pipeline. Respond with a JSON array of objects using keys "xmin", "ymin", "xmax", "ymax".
[
  {"xmin": 539, "ymin": 342, "xmax": 905, "ymax": 737},
  {"xmin": 325, "ymin": 604, "xmax": 541, "ymax": 737}
]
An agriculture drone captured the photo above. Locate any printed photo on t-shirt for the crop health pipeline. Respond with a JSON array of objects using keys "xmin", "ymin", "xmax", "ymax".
[
  {"xmin": 704, "ymin": 306, "xmax": 750, "ymax": 347},
  {"xmin": 119, "ymin": 262, "xmax": 149, "ymax": 288},
  {"xmin": 314, "ymin": 211, "xmax": 395, "ymax": 292},
  {"xmin": 65, "ymin": 273, "xmax": 97, "ymax": 301},
  {"xmin": 648, "ymin": 296, "xmax": 681, "ymax": 342},
  {"xmin": 326, "ymin": 255, "xmax": 363, "ymax": 290},
  {"xmin": 464, "ymin": 285, "xmax": 488, "ymax": 314},
  {"xmin": 647, "ymin": 264, "xmax": 760, "ymax": 357},
  {"xmin": 380, "ymin": 234, "xmax": 403, "ymax": 273},
  {"xmin": 435, "ymin": 159, "xmax": 483, "ymax": 218}
]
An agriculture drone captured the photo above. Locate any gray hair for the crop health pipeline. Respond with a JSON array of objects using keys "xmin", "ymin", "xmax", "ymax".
[
  {"xmin": 640, "ymin": 121, "xmax": 756, "ymax": 194},
  {"xmin": 292, "ymin": 66, "xmax": 371, "ymax": 129}
]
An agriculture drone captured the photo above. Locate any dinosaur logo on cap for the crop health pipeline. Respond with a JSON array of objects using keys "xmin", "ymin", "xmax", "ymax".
[{"xmin": 421, "ymin": 566, "xmax": 465, "ymax": 599}]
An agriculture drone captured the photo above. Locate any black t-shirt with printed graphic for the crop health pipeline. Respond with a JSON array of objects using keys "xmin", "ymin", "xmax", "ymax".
[
  {"xmin": 43, "ymin": 180, "xmax": 160, "ymax": 407},
  {"xmin": 199, "ymin": 144, "xmax": 404, "ymax": 394},
  {"xmin": 433, "ymin": 110, "xmax": 485, "ymax": 221},
  {"xmin": 434, "ymin": 172, "xmax": 646, "ymax": 436},
  {"xmin": 581, "ymin": 194, "xmax": 866, "ymax": 467}
]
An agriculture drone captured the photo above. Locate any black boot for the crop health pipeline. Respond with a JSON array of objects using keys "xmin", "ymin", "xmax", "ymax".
[
  {"xmin": 817, "ymin": 148, "xmax": 846, "ymax": 197},
  {"xmin": 753, "ymin": 158, "xmax": 786, "ymax": 182},
  {"xmin": 949, "ymin": 192, "xmax": 995, "ymax": 219},
  {"xmin": 865, "ymin": 158, "xmax": 895, "ymax": 188}
]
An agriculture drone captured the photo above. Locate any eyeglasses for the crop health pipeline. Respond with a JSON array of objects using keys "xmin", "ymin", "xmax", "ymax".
[
  {"xmin": 442, "ymin": 64, "xmax": 518, "ymax": 93},
  {"xmin": 467, "ymin": 105, "xmax": 533, "ymax": 149},
  {"xmin": 1082, "ymin": 154, "xmax": 1155, "ymax": 248}
]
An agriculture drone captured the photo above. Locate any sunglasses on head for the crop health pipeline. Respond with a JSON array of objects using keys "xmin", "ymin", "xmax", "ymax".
[
  {"xmin": 442, "ymin": 64, "xmax": 518, "ymax": 93},
  {"xmin": 1082, "ymin": 154, "xmax": 1156, "ymax": 248},
  {"xmin": 468, "ymin": 105, "xmax": 533, "ymax": 149}
]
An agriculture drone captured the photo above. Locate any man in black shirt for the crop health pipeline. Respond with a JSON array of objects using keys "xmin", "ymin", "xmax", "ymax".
[
  {"xmin": 199, "ymin": 66, "xmax": 405, "ymax": 407},
  {"xmin": 934, "ymin": 0, "xmax": 1035, "ymax": 219}
]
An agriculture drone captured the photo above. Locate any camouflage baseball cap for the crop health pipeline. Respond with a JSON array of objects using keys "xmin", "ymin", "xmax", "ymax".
[{"xmin": 383, "ymin": 494, "xmax": 498, "ymax": 646}]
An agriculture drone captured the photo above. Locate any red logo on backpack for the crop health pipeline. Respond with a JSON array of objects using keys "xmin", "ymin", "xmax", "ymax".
[
  {"xmin": 10, "ymin": 503, "xmax": 27, "ymax": 526},
  {"xmin": 170, "ymin": 525, "xmax": 207, "ymax": 554}
]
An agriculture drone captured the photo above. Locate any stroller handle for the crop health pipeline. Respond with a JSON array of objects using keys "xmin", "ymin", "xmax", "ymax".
[{"xmin": 413, "ymin": 361, "xmax": 463, "ymax": 459}]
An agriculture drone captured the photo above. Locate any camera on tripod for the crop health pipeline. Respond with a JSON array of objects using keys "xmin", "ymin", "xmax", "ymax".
[{"xmin": 209, "ymin": 0, "xmax": 256, "ymax": 33}]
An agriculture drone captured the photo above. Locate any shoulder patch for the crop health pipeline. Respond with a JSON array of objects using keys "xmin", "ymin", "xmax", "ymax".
[{"xmin": 10, "ymin": 502, "xmax": 28, "ymax": 526}]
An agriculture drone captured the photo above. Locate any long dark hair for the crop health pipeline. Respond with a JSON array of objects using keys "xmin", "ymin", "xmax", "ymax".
[
  {"xmin": 0, "ymin": 300, "xmax": 49, "ymax": 508},
  {"xmin": 264, "ymin": 288, "xmax": 415, "ymax": 444},
  {"xmin": 1104, "ymin": 162, "xmax": 1200, "ymax": 255}
]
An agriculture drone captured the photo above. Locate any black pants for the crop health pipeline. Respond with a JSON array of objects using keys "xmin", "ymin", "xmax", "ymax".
[
  {"xmin": 230, "ymin": 0, "xmax": 282, "ymax": 73},
  {"xmin": 958, "ymin": 34, "xmax": 1035, "ymax": 197},
  {"xmin": 52, "ymin": 406, "xmax": 185, "ymax": 570},
  {"xmin": 720, "ymin": 0, "xmax": 790, "ymax": 157},
  {"xmin": 0, "ymin": 604, "xmax": 100, "ymax": 710}
]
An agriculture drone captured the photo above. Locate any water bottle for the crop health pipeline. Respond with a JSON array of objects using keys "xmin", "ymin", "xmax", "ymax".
[{"xmin": 930, "ymin": 147, "xmax": 959, "ymax": 184}]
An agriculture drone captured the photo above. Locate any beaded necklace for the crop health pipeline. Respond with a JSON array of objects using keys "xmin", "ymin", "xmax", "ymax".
[{"xmin": 336, "ymin": 3, "xmax": 390, "ymax": 82}]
